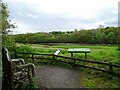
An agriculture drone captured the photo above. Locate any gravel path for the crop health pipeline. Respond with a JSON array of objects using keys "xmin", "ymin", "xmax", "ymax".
[{"xmin": 35, "ymin": 65, "xmax": 82, "ymax": 88}]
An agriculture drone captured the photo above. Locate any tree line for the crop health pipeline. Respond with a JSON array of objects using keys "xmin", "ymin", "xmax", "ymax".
[{"xmin": 12, "ymin": 26, "xmax": 120, "ymax": 44}]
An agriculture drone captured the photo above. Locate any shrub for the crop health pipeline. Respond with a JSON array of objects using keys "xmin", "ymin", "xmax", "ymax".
[
  {"xmin": 16, "ymin": 45, "xmax": 34, "ymax": 62},
  {"xmin": 2, "ymin": 35, "xmax": 16, "ymax": 58},
  {"xmin": 16, "ymin": 45, "xmax": 33, "ymax": 53}
]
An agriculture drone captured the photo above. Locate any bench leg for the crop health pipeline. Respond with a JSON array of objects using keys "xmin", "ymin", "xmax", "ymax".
[{"xmin": 71, "ymin": 53, "xmax": 73, "ymax": 57}]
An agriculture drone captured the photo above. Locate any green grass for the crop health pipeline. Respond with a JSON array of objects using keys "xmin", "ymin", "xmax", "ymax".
[
  {"xmin": 24, "ymin": 44, "xmax": 119, "ymax": 64},
  {"xmin": 16, "ymin": 43, "xmax": 120, "ymax": 88},
  {"xmin": 81, "ymin": 74, "xmax": 119, "ymax": 88},
  {"xmin": 0, "ymin": 52, "xmax": 2, "ymax": 78}
]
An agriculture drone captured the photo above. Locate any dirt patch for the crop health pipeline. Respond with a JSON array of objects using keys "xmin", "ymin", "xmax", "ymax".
[{"xmin": 35, "ymin": 65, "xmax": 82, "ymax": 88}]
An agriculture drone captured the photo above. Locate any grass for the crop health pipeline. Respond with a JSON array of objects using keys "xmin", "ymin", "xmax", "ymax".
[
  {"xmin": 81, "ymin": 74, "xmax": 119, "ymax": 88},
  {"xmin": 17, "ymin": 43, "xmax": 119, "ymax": 64},
  {"xmin": 80, "ymin": 67, "xmax": 120, "ymax": 88},
  {"xmin": 0, "ymin": 52, "xmax": 2, "ymax": 79},
  {"xmin": 16, "ymin": 43, "xmax": 120, "ymax": 88}
]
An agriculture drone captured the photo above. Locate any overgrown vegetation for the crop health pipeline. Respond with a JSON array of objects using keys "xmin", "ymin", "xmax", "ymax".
[
  {"xmin": 13, "ymin": 26, "xmax": 120, "ymax": 45},
  {"xmin": 16, "ymin": 45, "xmax": 33, "ymax": 53},
  {"xmin": 80, "ymin": 69, "xmax": 120, "ymax": 88}
]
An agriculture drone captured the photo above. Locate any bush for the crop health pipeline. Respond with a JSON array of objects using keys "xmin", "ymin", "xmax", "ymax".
[
  {"xmin": 16, "ymin": 45, "xmax": 33, "ymax": 53},
  {"xmin": 2, "ymin": 35, "xmax": 16, "ymax": 50},
  {"xmin": 16, "ymin": 45, "xmax": 34, "ymax": 62},
  {"xmin": 2, "ymin": 35, "xmax": 16, "ymax": 58},
  {"xmin": 118, "ymin": 44, "xmax": 120, "ymax": 51}
]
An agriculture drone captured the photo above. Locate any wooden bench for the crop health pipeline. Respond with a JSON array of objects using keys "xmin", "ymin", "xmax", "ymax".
[{"xmin": 2, "ymin": 47, "xmax": 35, "ymax": 89}]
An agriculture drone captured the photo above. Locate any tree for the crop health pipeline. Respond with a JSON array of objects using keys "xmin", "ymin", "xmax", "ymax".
[
  {"xmin": 105, "ymin": 32, "xmax": 115, "ymax": 44},
  {"xmin": 1, "ymin": 2, "xmax": 16, "ymax": 57},
  {"xmin": 1, "ymin": 2, "xmax": 16, "ymax": 34},
  {"xmin": 12, "ymin": 27, "xmax": 118, "ymax": 44},
  {"xmin": 96, "ymin": 32, "xmax": 106, "ymax": 44}
]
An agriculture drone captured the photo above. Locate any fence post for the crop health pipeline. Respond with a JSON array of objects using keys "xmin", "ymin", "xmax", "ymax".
[
  {"xmin": 109, "ymin": 62, "xmax": 113, "ymax": 73},
  {"xmin": 53, "ymin": 55, "xmax": 55, "ymax": 61},
  {"xmin": 71, "ymin": 53, "xmax": 73, "ymax": 57},
  {"xmin": 74, "ymin": 59, "xmax": 76, "ymax": 67},
  {"xmin": 32, "ymin": 54, "xmax": 34, "ymax": 62}
]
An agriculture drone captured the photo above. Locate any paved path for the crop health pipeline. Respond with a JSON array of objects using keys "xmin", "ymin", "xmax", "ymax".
[
  {"xmin": 35, "ymin": 65, "xmax": 82, "ymax": 88},
  {"xmin": 0, "ymin": 79, "xmax": 1, "ymax": 89}
]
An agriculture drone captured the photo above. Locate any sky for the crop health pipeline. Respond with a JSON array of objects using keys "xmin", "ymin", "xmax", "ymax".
[{"xmin": 4, "ymin": 0, "xmax": 119, "ymax": 34}]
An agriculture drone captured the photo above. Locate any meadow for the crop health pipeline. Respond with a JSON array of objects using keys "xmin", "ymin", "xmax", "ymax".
[
  {"xmin": 16, "ymin": 43, "xmax": 120, "ymax": 88},
  {"xmin": 17, "ymin": 43, "xmax": 119, "ymax": 64}
]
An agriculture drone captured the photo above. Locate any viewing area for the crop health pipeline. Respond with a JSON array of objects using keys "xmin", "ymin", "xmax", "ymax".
[{"xmin": 2, "ymin": 47, "xmax": 120, "ymax": 89}]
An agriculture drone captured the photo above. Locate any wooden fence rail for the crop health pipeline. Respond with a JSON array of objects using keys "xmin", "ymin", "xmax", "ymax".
[{"xmin": 15, "ymin": 52, "xmax": 120, "ymax": 76}]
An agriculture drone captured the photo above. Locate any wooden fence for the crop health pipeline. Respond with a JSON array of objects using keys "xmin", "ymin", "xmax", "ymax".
[{"xmin": 15, "ymin": 52, "xmax": 120, "ymax": 77}]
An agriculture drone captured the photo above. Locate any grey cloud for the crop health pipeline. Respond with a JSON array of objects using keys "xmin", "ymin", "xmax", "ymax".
[
  {"xmin": 93, "ymin": 7, "xmax": 117, "ymax": 25},
  {"xmin": 7, "ymin": 1, "xmax": 118, "ymax": 33}
]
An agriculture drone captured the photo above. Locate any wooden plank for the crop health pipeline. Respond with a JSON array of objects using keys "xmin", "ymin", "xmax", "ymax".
[
  {"xmin": 75, "ymin": 64, "xmax": 120, "ymax": 76},
  {"xmin": 16, "ymin": 52, "xmax": 120, "ymax": 76},
  {"xmin": 75, "ymin": 59, "xmax": 110, "ymax": 65},
  {"xmin": 17, "ymin": 52, "xmax": 52, "ymax": 56},
  {"xmin": 55, "ymin": 59, "xmax": 73, "ymax": 64},
  {"xmin": 16, "ymin": 52, "xmax": 120, "ymax": 68},
  {"xmin": 55, "ymin": 55, "xmax": 111, "ymax": 66}
]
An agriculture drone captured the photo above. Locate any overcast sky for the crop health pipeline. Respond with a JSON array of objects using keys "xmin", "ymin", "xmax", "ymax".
[{"xmin": 4, "ymin": 0, "xmax": 119, "ymax": 34}]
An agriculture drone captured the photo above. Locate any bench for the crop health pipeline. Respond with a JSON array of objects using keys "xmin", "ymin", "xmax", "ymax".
[{"xmin": 2, "ymin": 47, "xmax": 35, "ymax": 89}]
